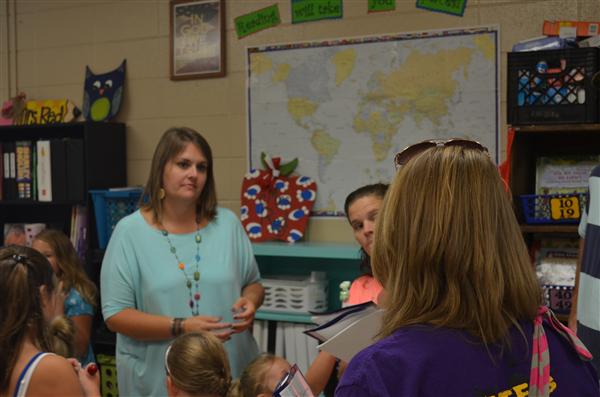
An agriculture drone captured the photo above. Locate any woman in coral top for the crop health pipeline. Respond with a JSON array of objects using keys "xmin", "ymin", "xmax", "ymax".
[{"xmin": 305, "ymin": 183, "xmax": 387, "ymax": 396}]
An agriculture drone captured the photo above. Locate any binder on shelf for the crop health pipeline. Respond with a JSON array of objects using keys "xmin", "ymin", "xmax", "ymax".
[
  {"xmin": 37, "ymin": 140, "xmax": 52, "ymax": 202},
  {"xmin": 15, "ymin": 140, "xmax": 33, "ymax": 200},
  {"xmin": 50, "ymin": 139, "xmax": 67, "ymax": 202},
  {"xmin": 0, "ymin": 142, "xmax": 4, "ymax": 200},
  {"xmin": 3, "ymin": 142, "xmax": 17, "ymax": 200},
  {"xmin": 64, "ymin": 139, "xmax": 85, "ymax": 202}
]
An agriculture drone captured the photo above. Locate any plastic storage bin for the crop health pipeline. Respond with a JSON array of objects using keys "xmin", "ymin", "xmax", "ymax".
[
  {"xmin": 519, "ymin": 193, "xmax": 585, "ymax": 225},
  {"xmin": 90, "ymin": 188, "xmax": 143, "ymax": 249},
  {"xmin": 542, "ymin": 284, "xmax": 573, "ymax": 315},
  {"xmin": 507, "ymin": 47, "xmax": 600, "ymax": 124},
  {"xmin": 261, "ymin": 272, "xmax": 328, "ymax": 314},
  {"xmin": 97, "ymin": 354, "xmax": 119, "ymax": 397}
]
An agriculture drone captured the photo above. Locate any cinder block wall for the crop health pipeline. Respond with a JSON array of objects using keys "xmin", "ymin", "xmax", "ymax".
[{"xmin": 1, "ymin": 0, "xmax": 599, "ymax": 242}]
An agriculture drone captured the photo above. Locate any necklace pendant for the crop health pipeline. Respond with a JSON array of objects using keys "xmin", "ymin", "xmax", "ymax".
[
  {"xmin": 194, "ymin": 292, "xmax": 201, "ymax": 301},
  {"xmin": 161, "ymin": 230, "xmax": 168, "ymax": 236},
  {"xmin": 194, "ymin": 271, "xmax": 200, "ymax": 281},
  {"xmin": 195, "ymin": 234, "xmax": 202, "ymax": 243},
  {"xmin": 186, "ymin": 280, "xmax": 192, "ymax": 289},
  {"xmin": 189, "ymin": 300, "xmax": 194, "ymax": 309}
]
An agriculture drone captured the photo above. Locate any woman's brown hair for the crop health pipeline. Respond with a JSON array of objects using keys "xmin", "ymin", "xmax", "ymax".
[
  {"xmin": 372, "ymin": 145, "xmax": 542, "ymax": 345},
  {"xmin": 0, "ymin": 245, "xmax": 56, "ymax": 392},
  {"xmin": 166, "ymin": 332, "xmax": 231, "ymax": 396},
  {"xmin": 34, "ymin": 229, "xmax": 97, "ymax": 307},
  {"xmin": 140, "ymin": 127, "xmax": 218, "ymax": 224}
]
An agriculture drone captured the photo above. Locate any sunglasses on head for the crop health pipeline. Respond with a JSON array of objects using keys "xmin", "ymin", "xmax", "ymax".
[{"xmin": 394, "ymin": 138, "xmax": 489, "ymax": 169}]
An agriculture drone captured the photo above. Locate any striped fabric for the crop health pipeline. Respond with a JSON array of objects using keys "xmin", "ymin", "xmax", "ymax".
[
  {"xmin": 530, "ymin": 306, "xmax": 593, "ymax": 397},
  {"xmin": 577, "ymin": 165, "xmax": 600, "ymax": 375}
]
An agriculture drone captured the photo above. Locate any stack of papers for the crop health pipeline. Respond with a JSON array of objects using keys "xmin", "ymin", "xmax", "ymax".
[{"xmin": 304, "ymin": 302, "xmax": 383, "ymax": 362}]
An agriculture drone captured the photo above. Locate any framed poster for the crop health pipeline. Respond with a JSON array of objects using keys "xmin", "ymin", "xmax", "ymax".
[{"xmin": 170, "ymin": 0, "xmax": 225, "ymax": 80}]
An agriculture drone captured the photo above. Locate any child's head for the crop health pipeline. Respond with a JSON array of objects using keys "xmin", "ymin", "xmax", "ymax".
[
  {"xmin": 0, "ymin": 245, "xmax": 60, "ymax": 392},
  {"xmin": 165, "ymin": 332, "xmax": 231, "ymax": 397},
  {"xmin": 32, "ymin": 229, "xmax": 97, "ymax": 306},
  {"xmin": 230, "ymin": 354, "xmax": 291, "ymax": 397}
]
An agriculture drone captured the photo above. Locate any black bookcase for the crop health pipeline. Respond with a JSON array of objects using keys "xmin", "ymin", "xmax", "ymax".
[{"xmin": 0, "ymin": 122, "xmax": 126, "ymax": 248}]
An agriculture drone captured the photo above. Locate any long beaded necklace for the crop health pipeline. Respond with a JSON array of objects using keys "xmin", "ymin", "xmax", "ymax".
[{"xmin": 161, "ymin": 223, "xmax": 202, "ymax": 316}]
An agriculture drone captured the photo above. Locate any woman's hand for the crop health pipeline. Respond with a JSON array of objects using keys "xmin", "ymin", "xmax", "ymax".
[
  {"xmin": 230, "ymin": 296, "xmax": 257, "ymax": 333},
  {"xmin": 184, "ymin": 315, "xmax": 233, "ymax": 341}
]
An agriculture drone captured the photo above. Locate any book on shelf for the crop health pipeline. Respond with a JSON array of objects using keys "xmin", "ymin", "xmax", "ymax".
[
  {"xmin": 304, "ymin": 301, "xmax": 382, "ymax": 362},
  {"xmin": 535, "ymin": 155, "xmax": 599, "ymax": 196},
  {"xmin": 273, "ymin": 364, "xmax": 314, "ymax": 397},
  {"xmin": 50, "ymin": 139, "xmax": 67, "ymax": 202},
  {"xmin": 65, "ymin": 139, "xmax": 85, "ymax": 202},
  {"xmin": 3, "ymin": 223, "xmax": 46, "ymax": 247},
  {"xmin": 15, "ymin": 140, "xmax": 33, "ymax": 200},
  {"xmin": 36, "ymin": 140, "xmax": 52, "ymax": 202},
  {"xmin": 70, "ymin": 205, "xmax": 88, "ymax": 262}
]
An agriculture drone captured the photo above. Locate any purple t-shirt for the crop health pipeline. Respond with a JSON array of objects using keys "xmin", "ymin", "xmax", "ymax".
[{"xmin": 336, "ymin": 321, "xmax": 599, "ymax": 397}]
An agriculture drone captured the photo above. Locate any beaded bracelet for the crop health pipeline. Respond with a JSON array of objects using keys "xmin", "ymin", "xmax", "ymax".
[{"xmin": 171, "ymin": 317, "xmax": 185, "ymax": 337}]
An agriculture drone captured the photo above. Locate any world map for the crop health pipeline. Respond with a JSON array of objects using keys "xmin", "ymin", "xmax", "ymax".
[{"xmin": 247, "ymin": 26, "xmax": 499, "ymax": 216}]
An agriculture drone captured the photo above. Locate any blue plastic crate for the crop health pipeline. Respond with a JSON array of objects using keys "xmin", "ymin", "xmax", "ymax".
[
  {"xmin": 90, "ymin": 189, "xmax": 143, "ymax": 249},
  {"xmin": 519, "ymin": 193, "xmax": 585, "ymax": 225}
]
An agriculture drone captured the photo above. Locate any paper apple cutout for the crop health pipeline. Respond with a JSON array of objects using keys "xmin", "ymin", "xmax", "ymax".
[{"xmin": 241, "ymin": 153, "xmax": 317, "ymax": 243}]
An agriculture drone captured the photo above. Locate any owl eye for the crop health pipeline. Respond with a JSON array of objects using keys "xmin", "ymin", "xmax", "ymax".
[
  {"xmin": 105, "ymin": 80, "xmax": 113, "ymax": 88},
  {"xmin": 92, "ymin": 80, "xmax": 101, "ymax": 89}
]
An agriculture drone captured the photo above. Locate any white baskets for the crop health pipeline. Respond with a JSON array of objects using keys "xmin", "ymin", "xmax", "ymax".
[{"xmin": 261, "ymin": 273, "xmax": 328, "ymax": 314}]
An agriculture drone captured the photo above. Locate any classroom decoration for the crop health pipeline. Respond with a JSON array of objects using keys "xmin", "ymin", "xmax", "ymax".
[
  {"xmin": 234, "ymin": 4, "xmax": 281, "ymax": 39},
  {"xmin": 247, "ymin": 26, "xmax": 499, "ymax": 216},
  {"xmin": 368, "ymin": 0, "xmax": 395, "ymax": 13},
  {"xmin": 291, "ymin": 0, "xmax": 343, "ymax": 24},
  {"xmin": 0, "ymin": 92, "xmax": 26, "ymax": 125},
  {"xmin": 82, "ymin": 59, "xmax": 126, "ymax": 122},
  {"xmin": 416, "ymin": 0, "xmax": 467, "ymax": 17},
  {"xmin": 240, "ymin": 153, "xmax": 317, "ymax": 243},
  {"xmin": 16, "ymin": 99, "xmax": 80, "ymax": 125}
]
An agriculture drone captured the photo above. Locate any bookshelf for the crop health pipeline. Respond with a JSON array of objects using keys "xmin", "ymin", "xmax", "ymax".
[
  {"xmin": 509, "ymin": 123, "xmax": 600, "ymax": 321},
  {"xmin": 0, "ymin": 122, "xmax": 126, "ymax": 251}
]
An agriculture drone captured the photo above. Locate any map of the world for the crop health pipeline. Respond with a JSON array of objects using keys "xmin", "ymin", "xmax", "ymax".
[{"xmin": 247, "ymin": 26, "xmax": 499, "ymax": 216}]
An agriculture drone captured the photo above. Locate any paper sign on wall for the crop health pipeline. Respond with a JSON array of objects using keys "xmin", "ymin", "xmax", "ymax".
[
  {"xmin": 235, "ymin": 4, "xmax": 281, "ymax": 39},
  {"xmin": 368, "ymin": 0, "xmax": 395, "ymax": 13},
  {"xmin": 416, "ymin": 0, "xmax": 467, "ymax": 17},
  {"xmin": 291, "ymin": 0, "xmax": 342, "ymax": 24}
]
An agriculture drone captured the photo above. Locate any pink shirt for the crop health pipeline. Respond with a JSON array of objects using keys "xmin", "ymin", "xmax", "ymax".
[{"xmin": 346, "ymin": 275, "xmax": 383, "ymax": 306}]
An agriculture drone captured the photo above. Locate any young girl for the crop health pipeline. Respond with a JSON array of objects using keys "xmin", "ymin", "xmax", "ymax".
[
  {"xmin": 229, "ymin": 354, "xmax": 292, "ymax": 397},
  {"xmin": 32, "ymin": 229, "xmax": 97, "ymax": 366},
  {"xmin": 165, "ymin": 332, "xmax": 231, "ymax": 397},
  {"xmin": 0, "ymin": 245, "xmax": 100, "ymax": 397},
  {"xmin": 305, "ymin": 183, "xmax": 388, "ymax": 396}
]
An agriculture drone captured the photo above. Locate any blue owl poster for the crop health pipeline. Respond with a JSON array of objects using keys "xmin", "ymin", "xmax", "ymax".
[{"xmin": 82, "ymin": 60, "xmax": 126, "ymax": 122}]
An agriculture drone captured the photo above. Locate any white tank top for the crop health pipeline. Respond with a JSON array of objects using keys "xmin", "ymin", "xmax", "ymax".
[{"xmin": 13, "ymin": 352, "xmax": 54, "ymax": 397}]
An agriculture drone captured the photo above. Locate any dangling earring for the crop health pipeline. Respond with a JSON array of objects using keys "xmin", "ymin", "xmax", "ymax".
[{"xmin": 159, "ymin": 188, "xmax": 166, "ymax": 200}]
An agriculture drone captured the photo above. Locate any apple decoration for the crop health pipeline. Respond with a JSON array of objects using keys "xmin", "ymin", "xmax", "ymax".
[{"xmin": 241, "ymin": 153, "xmax": 317, "ymax": 243}]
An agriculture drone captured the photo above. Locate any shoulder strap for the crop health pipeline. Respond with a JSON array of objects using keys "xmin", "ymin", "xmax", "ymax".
[{"xmin": 12, "ymin": 352, "xmax": 52, "ymax": 397}]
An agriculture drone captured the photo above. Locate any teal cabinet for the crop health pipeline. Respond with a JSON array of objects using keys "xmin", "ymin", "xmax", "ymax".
[{"xmin": 253, "ymin": 241, "xmax": 362, "ymax": 323}]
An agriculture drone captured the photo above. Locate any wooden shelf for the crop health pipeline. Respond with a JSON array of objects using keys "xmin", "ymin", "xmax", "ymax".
[
  {"xmin": 519, "ymin": 224, "xmax": 579, "ymax": 234},
  {"xmin": 513, "ymin": 123, "xmax": 600, "ymax": 133},
  {"xmin": 252, "ymin": 241, "xmax": 361, "ymax": 260},
  {"xmin": 255, "ymin": 310, "xmax": 314, "ymax": 324}
]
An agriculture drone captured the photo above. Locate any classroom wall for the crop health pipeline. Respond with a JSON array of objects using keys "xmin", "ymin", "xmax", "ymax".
[{"xmin": 1, "ymin": 0, "xmax": 599, "ymax": 243}]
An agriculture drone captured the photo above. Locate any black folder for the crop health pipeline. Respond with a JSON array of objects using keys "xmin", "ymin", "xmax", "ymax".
[
  {"xmin": 65, "ymin": 139, "xmax": 85, "ymax": 202},
  {"xmin": 50, "ymin": 139, "xmax": 67, "ymax": 202}
]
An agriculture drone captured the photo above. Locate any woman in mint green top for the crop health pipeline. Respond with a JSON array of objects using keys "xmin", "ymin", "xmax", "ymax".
[{"xmin": 100, "ymin": 127, "xmax": 264, "ymax": 397}]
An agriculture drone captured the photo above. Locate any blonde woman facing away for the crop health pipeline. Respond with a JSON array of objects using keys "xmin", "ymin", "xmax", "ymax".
[
  {"xmin": 229, "ymin": 354, "xmax": 291, "ymax": 397},
  {"xmin": 336, "ymin": 139, "xmax": 599, "ymax": 397}
]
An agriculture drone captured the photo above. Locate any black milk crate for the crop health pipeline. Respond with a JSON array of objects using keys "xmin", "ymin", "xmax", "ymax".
[
  {"xmin": 507, "ymin": 48, "xmax": 600, "ymax": 125},
  {"xmin": 543, "ymin": 284, "xmax": 574, "ymax": 315}
]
